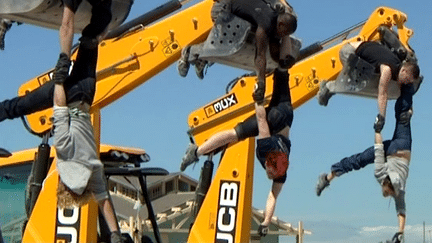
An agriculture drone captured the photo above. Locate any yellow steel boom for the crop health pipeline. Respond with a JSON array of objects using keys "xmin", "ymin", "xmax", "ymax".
[
  {"xmin": 20, "ymin": 0, "xmax": 215, "ymax": 135},
  {"xmin": 188, "ymin": 6, "xmax": 414, "ymax": 146}
]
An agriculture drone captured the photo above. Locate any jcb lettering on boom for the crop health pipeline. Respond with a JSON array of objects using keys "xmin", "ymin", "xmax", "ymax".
[
  {"xmin": 55, "ymin": 207, "xmax": 80, "ymax": 243},
  {"xmin": 215, "ymin": 181, "xmax": 239, "ymax": 243},
  {"xmin": 205, "ymin": 94, "xmax": 238, "ymax": 118}
]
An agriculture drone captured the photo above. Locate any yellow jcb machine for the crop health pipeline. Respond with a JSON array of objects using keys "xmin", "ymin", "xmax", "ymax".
[
  {"xmin": 0, "ymin": 0, "xmax": 417, "ymax": 241},
  {"xmin": 184, "ymin": 6, "xmax": 418, "ymax": 243}
]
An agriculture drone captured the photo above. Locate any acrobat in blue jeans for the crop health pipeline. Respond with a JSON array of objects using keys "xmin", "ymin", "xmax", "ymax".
[{"xmin": 331, "ymin": 85, "xmax": 413, "ymax": 176}]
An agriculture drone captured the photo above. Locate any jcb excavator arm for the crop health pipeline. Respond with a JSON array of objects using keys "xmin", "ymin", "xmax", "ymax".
[
  {"xmin": 185, "ymin": 7, "xmax": 414, "ymax": 242},
  {"xmin": 188, "ymin": 6, "xmax": 414, "ymax": 146},
  {"xmin": 19, "ymin": 0, "xmax": 215, "ymax": 135}
]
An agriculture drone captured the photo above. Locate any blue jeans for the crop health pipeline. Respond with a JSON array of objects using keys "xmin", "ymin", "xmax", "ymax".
[{"xmin": 331, "ymin": 88, "xmax": 412, "ymax": 176}]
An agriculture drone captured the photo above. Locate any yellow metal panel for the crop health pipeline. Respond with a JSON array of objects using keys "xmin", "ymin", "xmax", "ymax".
[
  {"xmin": 21, "ymin": 158, "xmax": 101, "ymax": 242},
  {"xmin": 0, "ymin": 148, "xmax": 39, "ymax": 166},
  {"xmin": 22, "ymin": 165, "xmax": 58, "ymax": 243},
  {"xmin": 99, "ymin": 144, "xmax": 146, "ymax": 155},
  {"xmin": 188, "ymin": 138, "xmax": 255, "ymax": 243},
  {"xmin": 78, "ymin": 201, "xmax": 99, "ymax": 243}
]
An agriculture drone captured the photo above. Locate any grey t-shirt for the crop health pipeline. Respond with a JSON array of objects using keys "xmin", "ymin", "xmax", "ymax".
[
  {"xmin": 374, "ymin": 144, "xmax": 409, "ymax": 215},
  {"xmin": 54, "ymin": 106, "xmax": 107, "ymax": 200}
]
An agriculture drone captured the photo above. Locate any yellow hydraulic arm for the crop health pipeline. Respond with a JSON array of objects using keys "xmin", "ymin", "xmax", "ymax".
[
  {"xmin": 185, "ymin": 7, "xmax": 414, "ymax": 242},
  {"xmin": 19, "ymin": 0, "xmax": 215, "ymax": 135},
  {"xmin": 188, "ymin": 6, "xmax": 414, "ymax": 146}
]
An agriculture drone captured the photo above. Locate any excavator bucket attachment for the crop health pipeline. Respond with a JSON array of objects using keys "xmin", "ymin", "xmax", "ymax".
[
  {"xmin": 326, "ymin": 25, "xmax": 421, "ymax": 99},
  {"xmin": 327, "ymin": 54, "xmax": 395, "ymax": 99},
  {"xmin": 188, "ymin": 12, "xmax": 301, "ymax": 71}
]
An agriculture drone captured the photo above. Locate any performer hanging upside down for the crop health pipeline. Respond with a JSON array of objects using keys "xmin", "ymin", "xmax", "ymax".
[
  {"xmin": 181, "ymin": 67, "xmax": 293, "ymax": 237},
  {"xmin": 53, "ymin": 35, "xmax": 122, "ymax": 243},
  {"xmin": 316, "ymin": 84, "xmax": 414, "ymax": 243}
]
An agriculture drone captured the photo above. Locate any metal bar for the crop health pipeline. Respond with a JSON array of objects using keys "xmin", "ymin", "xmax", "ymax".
[
  {"xmin": 134, "ymin": 160, "xmax": 162, "ymax": 243},
  {"xmin": 96, "ymin": 54, "xmax": 137, "ymax": 76},
  {"xmin": 296, "ymin": 20, "xmax": 366, "ymax": 62},
  {"xmin": 28, "ymin": 133, "xmax": 51, "ymax": 217},
  {"xmin": 105, "ymin": 0, "xmax": 184, "ymax": 40},
  {"xmin": 320, "ymin": 20, "xmax": 366, "ymax": 48},
  {"xmin": 193, "ymin": 157, "xmax": 214, "ymax": 218}
]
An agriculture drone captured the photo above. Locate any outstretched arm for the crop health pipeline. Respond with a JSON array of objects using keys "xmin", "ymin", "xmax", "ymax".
[
  {"xmin": 279, "ymin": 36, "xmax": 294, "ymax": 65},
  {"xmin": 398, "ymin": 213, "xmax": 406, "ymax": 233},
  {"xmin": 374, "ymin": 64, "xmax": 392, "ymax": 133},
  {"xmin": 255, "ymin": 102, "xmax": 270, "ymax": 139},
  {"xmin": 53, "ymin": 54, "xmax": 70, "ymax": 107},
  {"xmin": 377, "ymin": 65, "xmax": 392, "ymax": 117},
  {"xmin": 262, "ymin": 182, "xmax": 283, "ymax": 226},
  {"xmin": 255, "ymin": 26, "xmax": 269, "ymax": 84},
  {"xmin": 375, "ymin": 132, "xmax": 383, "ymax": 144},
  {"xmin": 54, "ymin": 83, "xmax": 67, "ymax": 107},
  {"xmin": 59, "ymin": 6, "xmax": 75, "ymax": 57},
  {"xmin": 98, "ymin": 198, "xmax": 121, "ymax": 235},
  {"xmin": 389, "ymin": 213, "xmax": 405, "ymax": 243},
  {"xmin": 253, "ymin": 26, "xmax": 269, "ymax": 103}
]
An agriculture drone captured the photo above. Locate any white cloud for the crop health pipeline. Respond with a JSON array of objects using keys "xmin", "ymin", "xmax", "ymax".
[
  {"xmin": 405, "ymin": 224, "xmax": 430, "ymax": 233},
  {"xmin": 361, "ymin": 223, "xmax": 428, "ymax": 234},
  {"xmin": 359, "ymin": 224, "xmax": 429, "ymax": 242},
  {"xmin": 286, "ymin": 222, "xmax": 430, "ymax": 243},
  {"xmin": 360, "ymin": 225, "xmax": 398, "ymax": 234}
]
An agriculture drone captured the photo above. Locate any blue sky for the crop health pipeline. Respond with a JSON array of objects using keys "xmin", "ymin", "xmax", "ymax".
[{"xmin": 0, "ymin": 0, "xmax": 431, "ymax": 242}]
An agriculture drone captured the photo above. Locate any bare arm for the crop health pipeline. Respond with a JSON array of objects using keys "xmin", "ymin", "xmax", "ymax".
[
  {"xmin": 59, "ymin": 6, "xmax": 75, "ymax": 57},
  {"xmin": 54, "ymin": 84, "xmax": 67, "ymax": 107},
  {"xmin": 255, "ymin": 26, "xmax": 269, "ymax": 85},
  {"xmin": 255, "ymin": 103, "xmax": 270, "ymax": 139},
  {"xmin": 98, "ymin": 198, "xmax": 120, "ymax": 233},
  {"xmin": 378, "ymin": 64, "xmax": 392, "ymax": 118},
  {"xmin": 398, "ymin": 213, "xmax": 406, "ymax": 233},
  {"xmin": 375, "ymin": 132, "xmax": 383, "ymax": 144},
  {"xmin": 262, "ymin": 182, "xmax": 283, "ymax": 226},
  {"xmin": 279, "ymin": 35, "xmax": 293, "ymax": 62}
]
